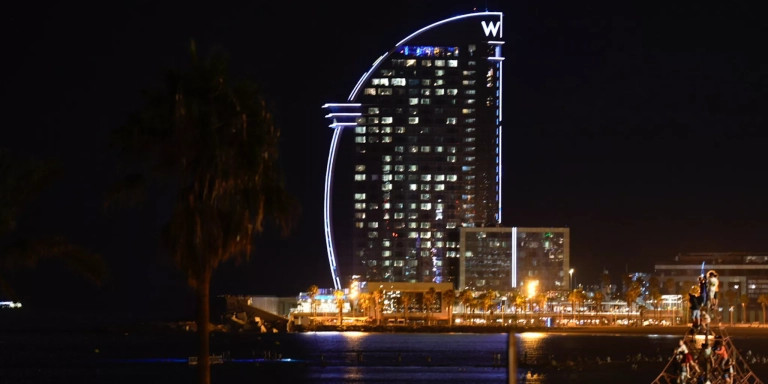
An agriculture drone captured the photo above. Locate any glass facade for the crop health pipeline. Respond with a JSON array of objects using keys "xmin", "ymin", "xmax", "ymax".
[
  {"xmin": 324, "ymin": 12, "xmax": 504, "ymax": 288},
  {"xmin": 460, "ymin": 227, "xmax": 569, "ymax": 292}
]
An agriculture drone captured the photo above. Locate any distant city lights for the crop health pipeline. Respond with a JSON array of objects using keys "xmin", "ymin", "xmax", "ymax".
[{"xmin": 0, "ymin": 301, "xmax": 22, "ymax": 309}]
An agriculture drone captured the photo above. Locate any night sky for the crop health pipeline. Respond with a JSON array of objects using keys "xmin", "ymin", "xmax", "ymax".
[{"xmin": 1, "ymin": 1, "xmax": 766, "ymax": 322}]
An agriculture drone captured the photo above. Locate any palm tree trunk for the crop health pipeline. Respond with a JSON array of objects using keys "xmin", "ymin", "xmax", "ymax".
[{"xmin": 196, "ymin": 272, "xmax": 212, "ymax": 384}]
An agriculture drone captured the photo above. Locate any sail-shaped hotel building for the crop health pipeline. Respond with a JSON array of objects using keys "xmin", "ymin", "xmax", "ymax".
[{"xmin": 323, "ymin": 12, "xmax": 504, "ymax": 290}]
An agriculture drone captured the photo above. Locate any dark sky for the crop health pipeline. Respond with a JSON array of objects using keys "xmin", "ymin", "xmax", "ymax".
[{"xmin": 1, "ymin": 1, "xmax": 766, "ymax": 321}]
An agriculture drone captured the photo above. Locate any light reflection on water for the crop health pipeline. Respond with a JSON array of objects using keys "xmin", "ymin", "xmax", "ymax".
[{"xmin": 4, "ymin": 329, "xmax": 768, "ymax": 383}]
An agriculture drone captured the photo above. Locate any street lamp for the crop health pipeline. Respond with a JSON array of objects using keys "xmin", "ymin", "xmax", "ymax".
[{"xmin": 569, "ymin": 268, "xmax": 574, "ymax": 291}]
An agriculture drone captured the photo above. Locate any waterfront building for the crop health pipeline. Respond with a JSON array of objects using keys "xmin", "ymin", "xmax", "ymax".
[
  {"xmin": 654, "ymin": 252, "xmax": 768, "ymax": 322},
  {"xmin": 459, "ymin": 227, "xmax": 570, "ymax": 292},
  {"xmin": 322, "ymin": 11, "xmax": 505, "ymax": 289}
]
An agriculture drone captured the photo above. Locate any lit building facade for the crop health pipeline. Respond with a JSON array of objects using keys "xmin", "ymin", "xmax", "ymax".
[
  {"xmin": 323, "ymin": 12, "xmax": 504, "ymax": 289},
  {"xmin": 654, "ymin": 252, "xmax": 768, "ymax": 322},
  {"xmin": 655, "ymin": 252, "xmax": 768, "ymax": 300},
  {"xmin": 459, "ymin": 227, "xmax": 570, "ymax": 292}
]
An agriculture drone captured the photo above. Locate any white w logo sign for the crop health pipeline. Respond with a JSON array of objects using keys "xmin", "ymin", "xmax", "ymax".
[{"xmin": 481, "ymin": 21, "xmax": 501, "ymax": 37}]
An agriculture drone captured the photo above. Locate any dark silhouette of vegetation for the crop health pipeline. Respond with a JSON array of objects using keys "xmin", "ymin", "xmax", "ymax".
[
  {"xmin": 0, "ymin": 149, "xmax": 106, "ymax": 299},
  {"xmin": 107, "ymin": 41, "xmax": 298, "ymax": 384}
]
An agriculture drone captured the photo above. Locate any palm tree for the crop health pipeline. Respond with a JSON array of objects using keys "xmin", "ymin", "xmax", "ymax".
[
  {"xmin": 401, "ymin": 292, "xmax": 412, "ymax": 325},
  {"xmin": 459, "ymin": 289, "xmax": 474, "ymax": 316},
  {"xmin": 373, "ymin": 289, "xmax": 383, "ymax": 325},
  {"xmin": 647, "ymin": 287, "xmax": 662, "ymax": 321},
  {"xmin": 514, "ymin": 293, "xmax": 526, "ymax": 315},
  {"xmin": 423, "ymin": 287, "xmax": 436, "ymax": 325},
  {"xmin": 0, "ymin": 149, "xmax": 106, "ymax": 300},
  {"xmin": 625, "ymin": 281, "xmax": 642, "ymax": 324},
  {"xmin": 358, "ymin": 292, "xmax": 372, "ymax": 319},
  {"xmin": 442, "ymin": 288, "xmax": 455, "ymax": 326},
  {"xmin": 334, "ymin": 290, "xmax": 345, "ymax": 325},
  {"xmin": 480, "ymin": 291, "xmax": 495, "ymax": 324},
  {"xmin": 593, "ymin": 291, "xmax": 604, "ymax": 314},
  {"xmin": 108, "ymin": 41, "xmax": 297, "ymax": 384},
  {"xmin": 758, "ymin": 294, "xmax": 768, "ymax": 324},
  {"xmin": 308, "ymin": 284, "xmax": 319, "ymax": 320}
]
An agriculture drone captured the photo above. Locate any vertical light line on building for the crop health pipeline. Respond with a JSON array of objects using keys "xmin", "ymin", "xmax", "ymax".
[{"xmin": 511, "ymin": 227, "xmax": 517, "ymax": 288}]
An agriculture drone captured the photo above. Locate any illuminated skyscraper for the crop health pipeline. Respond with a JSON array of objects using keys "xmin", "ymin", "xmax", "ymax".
[{"xmin": 323, "ymin": 11, "xmax": 504, "ymax": 289}]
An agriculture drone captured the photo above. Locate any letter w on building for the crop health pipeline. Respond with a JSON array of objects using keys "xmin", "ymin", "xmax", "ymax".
[{"xmin": 481, "ymin": 21, "xmax": 501, "ymax": 37}]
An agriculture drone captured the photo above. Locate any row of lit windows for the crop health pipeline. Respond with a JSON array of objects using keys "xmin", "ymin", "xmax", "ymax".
[
  {"xmin": 355, "ymin": 116, "xmax": 478, "ymax": 126},
  {"xmin": 354, "ymin": 175, "xmax": 456, "ymax": 188},
  {"xmin": 363, "ymin": 87, "xmax": 478, "ymax": 97},
  {"xmin": 370, "ymin": 72, "xmax": 477, "ymax": 87},
  {"xmin": 355, "ymin": 133, "xmax": 476, "ymax": 144},
  {"xmin": 366, "ymin": 255, "xmax": 455, "ymax": 265},
  {"xmin": 353, "ymin": 199, "xmax": 459, "ymax": 210},
  {"xmin": 354, "ymin": 172, "xmax": 463, "ymax": 183},
  {"xmin": 378, "ymin": 59, "xmax": 476, "ymax": 76},
  {"xmin": 354, "ymin": 126, "xmax": 475, "ymax": 136},
  {"xmin": 398, "ymin": 45, "xmax": 461, "ymax": 58},
  {"xmin": 372, "ymin": 78, "xmax": 456, "ymax": 87},
  {"xmin": 390, "ymin": 146, "xmax": 475, "ymax": 154},
  {"xmin": 400, "ymin": 58, "xmax": 459, "ymax": 67},
  {"xmin": 354, "ymin": 113, "xmax": 474, "ymax": 127},
  {"xmin": 372, "ymin": 258, "xmax": 444, "ymax": 267}
]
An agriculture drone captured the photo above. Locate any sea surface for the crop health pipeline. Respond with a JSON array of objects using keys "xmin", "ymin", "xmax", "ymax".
[{"xmin": 3, "ymin": 326, "xmax": 768, "ymax": 384}]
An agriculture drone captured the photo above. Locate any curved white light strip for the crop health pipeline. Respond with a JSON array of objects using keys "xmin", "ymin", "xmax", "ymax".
[
  {"xmin": 324, "ymin": 124, "xmax": 344, "ymax": 290},
  {"xmin": 323, "ymin": 11, "xmax": 504, "ymax": 289}
]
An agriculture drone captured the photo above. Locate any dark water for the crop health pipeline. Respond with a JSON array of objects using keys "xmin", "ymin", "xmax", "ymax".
[{"xmin": 2, "ymin": 328, "xmax": 768, "ymax": 384}]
